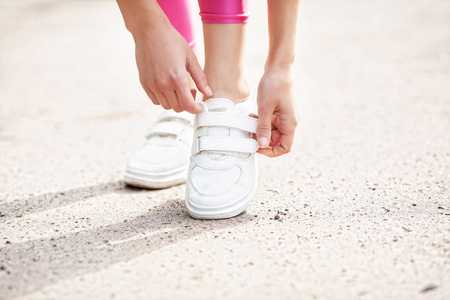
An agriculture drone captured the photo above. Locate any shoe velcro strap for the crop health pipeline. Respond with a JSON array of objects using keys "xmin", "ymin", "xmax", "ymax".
[
  {"xmin": 145, "ymin": 122, "xmax": 186, "ymax": 138},
  {"xmin": 196, "ymin": 112, "xmax": 258, "ymax": 134},
  {"xmin": 194, "ymin": 136, "xmax": 259, "ymax": 154}
]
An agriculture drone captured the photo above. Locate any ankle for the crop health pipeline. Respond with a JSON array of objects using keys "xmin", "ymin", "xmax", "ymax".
[
  {"xmin": 203, "ymin": 68, "xmax": 250, "ymax": 104},
  {"xmin": 205, "ymin": 85, "xmax": 250, "ymax": 104}
]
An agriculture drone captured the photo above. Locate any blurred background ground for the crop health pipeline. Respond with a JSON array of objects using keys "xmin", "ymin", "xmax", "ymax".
[{"xmin": 0, "ymin": 0, "xmax": 449, "ymax": 299}]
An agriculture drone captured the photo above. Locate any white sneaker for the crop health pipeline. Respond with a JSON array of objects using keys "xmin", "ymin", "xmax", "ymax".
[
  {"xmin": 124, "ymin": 110, "xmax": 194, "ymax": 189},
  {"xmin": 185, "ymin": 98, "xmax": 259, "ymax": 219}
]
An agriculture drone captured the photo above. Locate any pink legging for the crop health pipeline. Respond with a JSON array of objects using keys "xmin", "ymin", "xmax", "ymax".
[{"xmin": 157, "ymin": 0, "xmax": 248, "ymax": 49}]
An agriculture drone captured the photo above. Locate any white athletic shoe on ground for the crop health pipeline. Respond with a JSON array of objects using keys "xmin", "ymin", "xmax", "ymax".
[
  {"xmin": 124, "ymin": 110, "xmax": 194, "ymax": 189},
  {"xmin": 185, "ymin": 98, "xmax": 259, "ymax": 219}
]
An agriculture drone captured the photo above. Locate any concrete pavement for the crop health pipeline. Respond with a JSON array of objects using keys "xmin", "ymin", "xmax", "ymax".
[{"xmin": 0, "ymin": 0, "xmax": 449, "ymax": 299}]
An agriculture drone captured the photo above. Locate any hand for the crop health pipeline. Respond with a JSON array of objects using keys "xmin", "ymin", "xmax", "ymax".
[
  {"xmin": 134, "ymin": 24, "xmax": 212, "ymax": 114},
  {"xmin": 256, "ymin": 65, "xmax": 298, "ymax": 157}
]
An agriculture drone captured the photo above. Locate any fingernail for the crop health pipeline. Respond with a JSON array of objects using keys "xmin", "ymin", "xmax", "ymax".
[
  {"xmin": 258, "ymin": 137, "xmax": 269, "ymax": 147},
  {"xmin": 206, "ymin": 86, "xmax": 213, "ymax": 96}
]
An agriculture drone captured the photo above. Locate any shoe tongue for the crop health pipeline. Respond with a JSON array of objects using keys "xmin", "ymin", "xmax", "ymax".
[
  {"xmin": 205, "ymin": 98, "xmax": 234, "ymax": 140},
  {"xmin": 204, "ymin": 98, "xmax": 235, "ymax": 112},
  {"xmin": 202, "ymin": 98, "xmax": 246, "ymax": 159}
]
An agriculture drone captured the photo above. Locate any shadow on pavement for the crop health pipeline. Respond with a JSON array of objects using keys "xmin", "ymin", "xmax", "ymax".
[
  {"xmin": 0, "ymin": 184, "xmax": 252, "ymax": 298},
  {"xmin": 0, "ymin": 181, "xmax": 144, "ymax": 222}
]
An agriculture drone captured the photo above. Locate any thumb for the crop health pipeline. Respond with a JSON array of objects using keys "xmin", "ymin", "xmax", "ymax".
[
  {"xmin": 256, "ymin": 106, "xmax": 273, "ymax": 148},
  {"xmin": 186, "ymin": 54, "xmax": 213, "ymax": 97}
]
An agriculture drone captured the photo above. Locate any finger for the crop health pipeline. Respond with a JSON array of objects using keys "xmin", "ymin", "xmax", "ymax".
[
  {"xmin": 257, "ymin": 146, "xmax": 283, "ymax": 157},
  {"xmin": 141, "ymin": 84, "xmax": 159, "ymax": 106},
  {"xmin": 257, "ymin": 131, "xmax": 295, "ymax": 157},
  {"xmin": 164, "ymin": 90, "xmax": 182, "ymax": 113},
  {"xmin": 155, "ymin": 91, "xmax": 171, "ymax": 110},
  {"xmin": 268, "ymin": 115, "xmax": 281, "ymax": 146},
  {"xmin": 186, "ymin": 54, "xmax": 213, "ymax": 97},
  {"xmin": 256, "ymin": 105, "xmax": 274, "ymax": 148},
  {"xmin": 175, "ymin": 77, "xmax": 203, "ymax": 114},
  {"xmin": 178, "ymin": 88, "xmax": 203, "ymax": 114},
  {"xmin": 269, "ymin": 128, "xmax": 282, "ymax": 147}
]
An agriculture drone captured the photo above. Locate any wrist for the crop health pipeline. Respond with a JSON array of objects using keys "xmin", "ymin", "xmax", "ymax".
[
  {"xmin": 128, "ymin": 15, "xmax": 171, "ymax": 38},
  {"xmin": 261, "ymin": 63, "xmax": 294, "ymax": 90},
  {"xmin": 264, "ymin": 60, "xmax": 294, "ymax": 75},
  {"xmin": 117, "ymin": 0, "xmax": 169, "ymax": 38},
  {"xmin": 266, "ymin": 50, "xmax": 295, "ymax": 65}
]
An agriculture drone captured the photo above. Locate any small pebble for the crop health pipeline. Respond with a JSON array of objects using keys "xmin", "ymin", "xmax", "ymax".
[{"xmin": 420, "ymin": 285, "xmax": 438, "ymax": 293}]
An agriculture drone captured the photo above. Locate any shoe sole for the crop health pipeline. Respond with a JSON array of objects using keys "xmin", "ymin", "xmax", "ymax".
[
  {"xmin": 185, "ymin": 178, "xmax": 257, "ymax": 220},
  {"xmin": 124, "ymin": 166, "xmax": 188, "ymax": 190}
]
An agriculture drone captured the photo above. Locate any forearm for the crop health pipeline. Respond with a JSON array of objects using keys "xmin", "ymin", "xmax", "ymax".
[
  {"xmin": 116, "ymin": 0, "xmax": 169, "ymax": 37},
  {"xmin": 266, "ymin": 0, "xmax": 300, "ymax": 69}
]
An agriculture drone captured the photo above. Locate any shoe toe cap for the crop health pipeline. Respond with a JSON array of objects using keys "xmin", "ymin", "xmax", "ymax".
[
  {"xmin": 186, "ymin": 164, "xmax": 255, "ymax": 209},
  {"xmin": 190, "ymin": 165, "xmax": 241, "ymax": 195}
]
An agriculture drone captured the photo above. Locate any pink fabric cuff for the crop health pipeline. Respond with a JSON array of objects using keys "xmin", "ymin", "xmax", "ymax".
[{"xmin": 198, "ymin": 0, "xmax": 249, "ymax": 23}]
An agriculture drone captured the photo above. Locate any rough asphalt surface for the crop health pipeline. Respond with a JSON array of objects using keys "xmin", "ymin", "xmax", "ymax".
[{"xmin": 0, "ymin": 0, "xmax": 449, "ymax": 299}]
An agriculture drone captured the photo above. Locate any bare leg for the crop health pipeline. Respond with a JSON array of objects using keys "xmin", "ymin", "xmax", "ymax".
[{"xmin": 203, "ymin": 23, "xmax": 250, "ymax": 104}]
